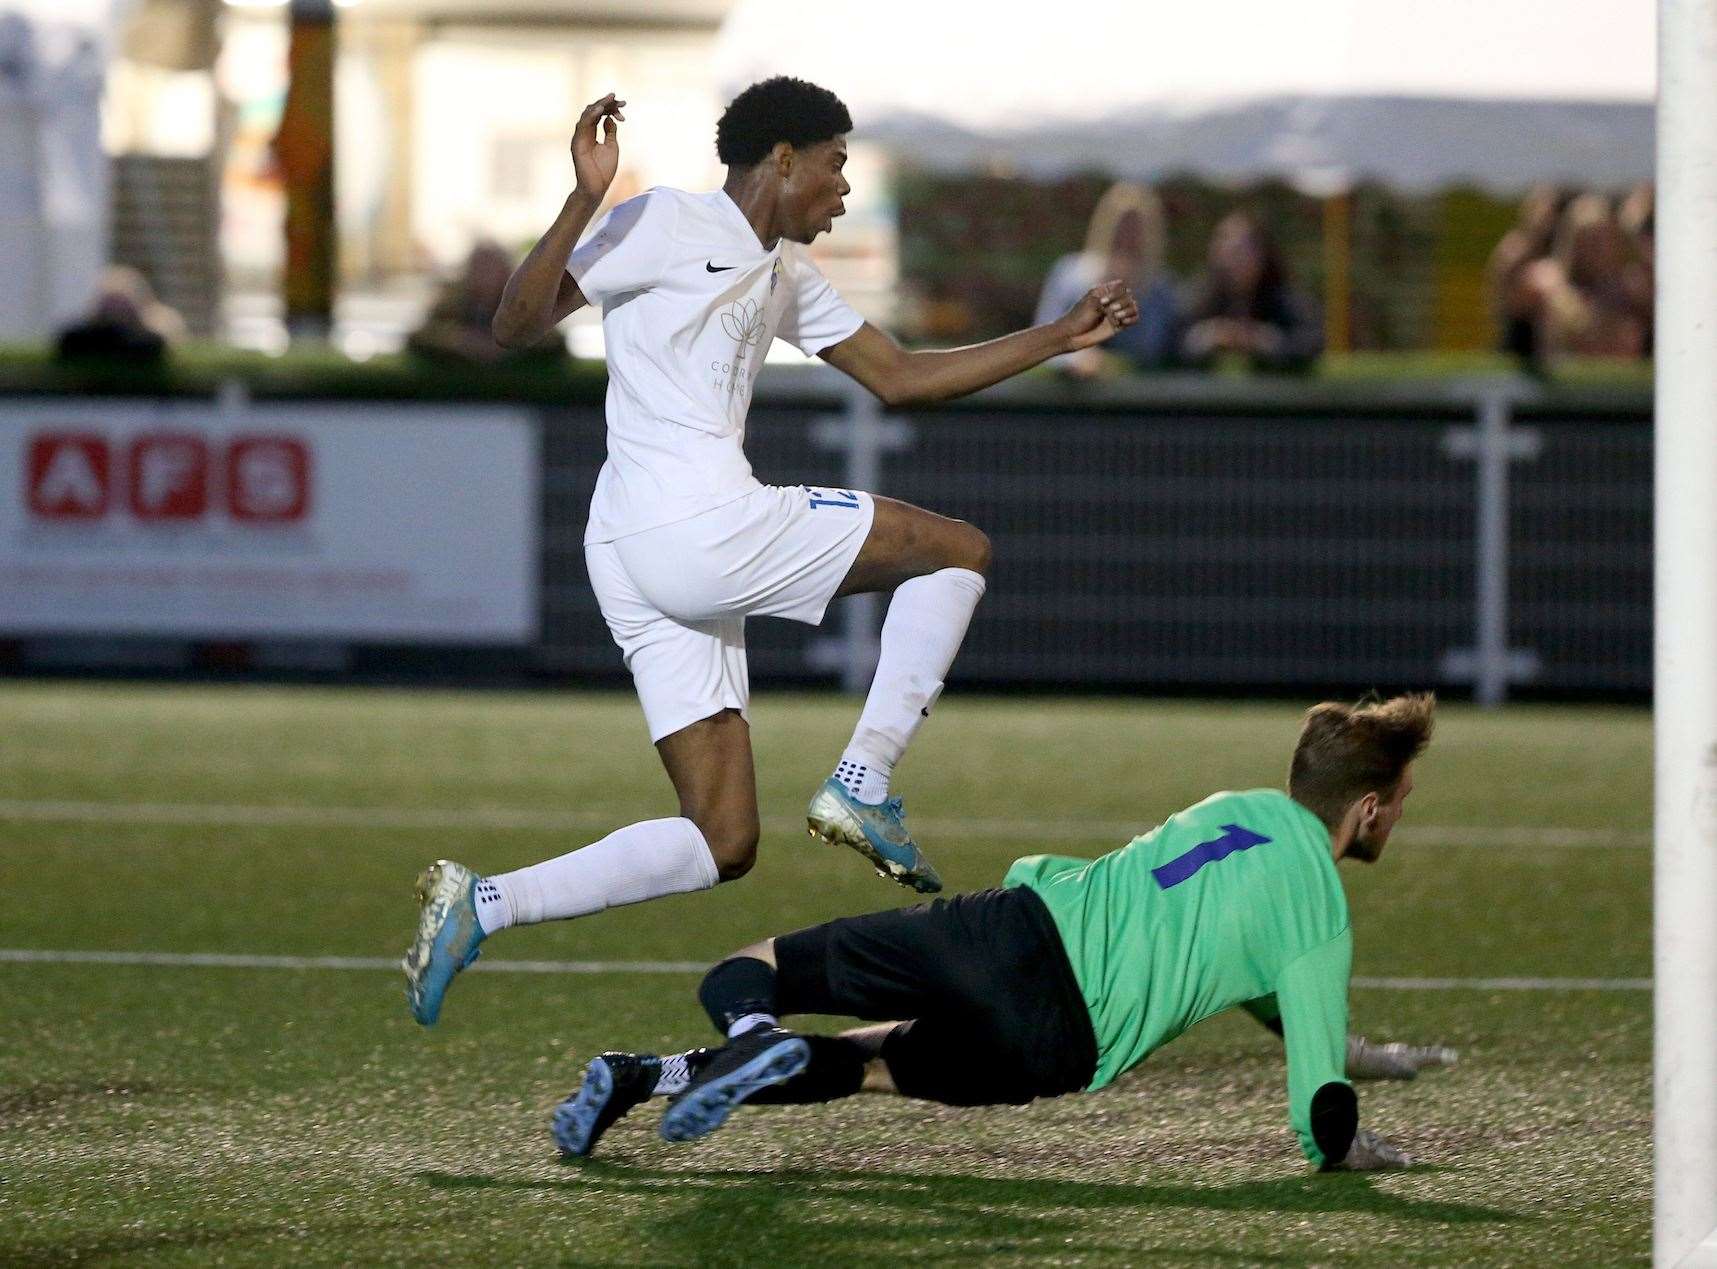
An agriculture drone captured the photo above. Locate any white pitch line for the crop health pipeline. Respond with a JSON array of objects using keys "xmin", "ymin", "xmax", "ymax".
[
  {"xmin": 1351, "ymin": 976, "xmax": 1651, "ymax": 991},
  {"xmin": 0, "ymin": 949, "xmax": 707, "ymax": 974},
  {"xmin": 1396, "ymin": 826, "xmax": 1648, "ymax": 849},
  {"xmin": 0, "ymin": 799, "xmax": 614, "ymax": 833},
  {"xmin": 0, "ymin": 799, "xmax": 1650, "ymax": 849},
  {"xmin": 0, "ymin": 949, "xmax": 1651, "ymax": 990}
]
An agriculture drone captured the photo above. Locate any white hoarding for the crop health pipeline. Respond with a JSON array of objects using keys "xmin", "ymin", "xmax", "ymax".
[{"xmin": 0, "ymin": 400, "xmax": 539, "ymax": 642}]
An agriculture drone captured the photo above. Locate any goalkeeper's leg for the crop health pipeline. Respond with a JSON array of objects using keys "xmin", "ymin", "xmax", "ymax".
[
  {"xmin": 753, "ymin": 1020, "xmax": 1022, "ymax": 1105},
  {"xmin": 662, "ymin": 886, "xmax": 1098, "ymax": 1125}
]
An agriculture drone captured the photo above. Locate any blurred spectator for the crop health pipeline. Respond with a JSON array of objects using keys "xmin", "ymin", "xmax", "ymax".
[
  {"xmin": 1618, "ymin": 183, "xmax": 1655, "ymax": 355},
  {"xmin": 1486, "ymin": 184, "xmax": 1571, "ymax": 366},
  {"xmin": 54, "ymin": 266, "xmax": 184, "ymax": 364},
  {"xmin": 1034, "ymin": 183, "xmax": 1180, "ymax": 376},
  {"xmin": 1530, "ymin": 193, "xmax": 1651, "ymax": 360},
  {"xmin": 408, "ymin": 240, "xmax": 564, "ymax": 365},
  {"xmin": 1178, "ymin": 211, "xmax": 1321, "ymax": 372}
]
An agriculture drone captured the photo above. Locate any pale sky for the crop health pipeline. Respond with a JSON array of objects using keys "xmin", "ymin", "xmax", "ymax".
[{"xmin": 716, "ymin": 0, "xmax": 1655, "ymax": 130}]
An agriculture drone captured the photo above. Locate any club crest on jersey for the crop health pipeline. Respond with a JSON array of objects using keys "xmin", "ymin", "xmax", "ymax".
[
  {"xmin": 769, "ymin": 259, "xmax": 782, "ymax": 293},
  {"xmin": 722, "ymin": 298, "xmax": 766, "ymax": 347}
]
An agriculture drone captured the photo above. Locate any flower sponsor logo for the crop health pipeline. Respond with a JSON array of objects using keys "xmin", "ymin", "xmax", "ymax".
[{"xmin": 721, "ymin": 298, "xmax": 766, "ymax": 347}]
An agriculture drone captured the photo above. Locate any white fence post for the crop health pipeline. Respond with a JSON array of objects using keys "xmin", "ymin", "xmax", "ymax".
[{"xmin": 1439, "ymin": 385, "xmax": 1540, "ymax": 705}]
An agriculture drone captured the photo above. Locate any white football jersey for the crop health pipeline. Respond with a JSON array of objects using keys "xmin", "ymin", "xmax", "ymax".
[{"xmin": 567, "ymin": 187, "xmax": 865, "ymax": 544}]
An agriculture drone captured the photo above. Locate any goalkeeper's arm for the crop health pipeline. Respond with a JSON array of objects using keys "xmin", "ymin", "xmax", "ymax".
[
  {"xmin": 1311, "ymin": 1085, "xmax": 1407, "ymax": 1174},
  {"xmin": 1309, "ymin": 1082, "xmax": 1414, "ymax": 1171},
  {"xmin": 1241, "ymin": 996, "xmax": 1458, "ymax": 1080},
  {"xmin": 1276, "ymin": 936, "xmax": 1423, "ymax": 1170}
]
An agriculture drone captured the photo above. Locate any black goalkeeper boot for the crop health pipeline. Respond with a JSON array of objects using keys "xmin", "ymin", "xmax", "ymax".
[
  {"xmin": 658, "ymin": 1025, "xmax": 811, "ymax": 1144},
  {"xmin": 552, "ymin": 1049, "xmax": 715, "ymax": 1157}
]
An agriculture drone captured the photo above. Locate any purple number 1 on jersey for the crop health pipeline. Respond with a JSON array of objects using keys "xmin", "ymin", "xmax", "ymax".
[{"xmin": 1151, "ymin": 824, "xmax": 1273, "ymax": 890}]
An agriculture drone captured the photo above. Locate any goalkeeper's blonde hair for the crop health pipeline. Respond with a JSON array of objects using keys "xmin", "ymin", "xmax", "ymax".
[{"xmin": 1288, "ymin": 693, "xmax": 1436, "ymax": 832}]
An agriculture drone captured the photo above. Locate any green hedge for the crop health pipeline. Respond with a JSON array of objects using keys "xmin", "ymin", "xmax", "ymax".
[
  {"xmin": 0, "ymin": 343, "xmax": 1651, "ymax": 405},
  {"xmin": 0, "ymin": 345, "xmax": 610, "ymax": 404}
]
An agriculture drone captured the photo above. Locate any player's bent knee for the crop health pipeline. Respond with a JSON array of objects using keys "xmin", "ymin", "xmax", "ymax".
[
  {"xmin": 717, "ymin": 852, "xmax": 756, "ymax": 882},
  {"xmin": 931, "ymin": 518, "xmax": 990, "ymax": 578},
  {"xmin": 964, "ymin": 525, "xmax": 994, "ymax": 577},
  {"xmin": 704, "ymin": 822, "xmax": 760, "ymax": 881},
  {"xmin": 683, "ymin": 802, "xmax": 759, "ymax": 881}
]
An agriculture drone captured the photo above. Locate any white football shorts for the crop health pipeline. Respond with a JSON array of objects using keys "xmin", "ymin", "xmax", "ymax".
[{"xmin": 584, "ymin": 484, "xmax": 876, "ymax": 742}]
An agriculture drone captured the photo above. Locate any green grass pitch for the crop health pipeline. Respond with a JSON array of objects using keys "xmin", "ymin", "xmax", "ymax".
[{"xmin": 0, "ymin": 683, "xmax": 1649, "ymax": 1265}]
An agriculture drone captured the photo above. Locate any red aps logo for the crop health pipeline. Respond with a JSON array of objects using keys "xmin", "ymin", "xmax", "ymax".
[
  {"xmin": 227, "ymin": 438, "xmax": 309, "ymax": 522},
  {"xmin": 28, "ymin": 433, "xmax": 109, "ymax": 519},
  {"xmin": 26, "ymin": 432, "xmax": 311, "ymax": 524},
  {"xmin": 129, "ymin": 433, "xmax": 209, "ymax": 520}
]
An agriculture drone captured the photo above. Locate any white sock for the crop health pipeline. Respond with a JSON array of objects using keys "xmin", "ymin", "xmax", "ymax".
[
  {"xmin": 837, "ymin": 567, "xmax": 986, "ymax": 802},
  {"xmin": 476, "ymin": 817, "xmax": 719, "ymax": 934},
  {"xmin": 833, "ymin": 756, "xmax": 889, "ymax": 804},
  {"xmin": 727, "ymin": 1011, "xmax": 778, "ymax": 1038},
  {"xmin": 473, "ymin": 877, "xmax": 512, "ymax": 932}
]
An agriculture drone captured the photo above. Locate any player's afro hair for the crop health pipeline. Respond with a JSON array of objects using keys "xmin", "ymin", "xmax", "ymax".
[{"xmin": 716, "ymin": 76, "xmax": 852, "ymax": 167}]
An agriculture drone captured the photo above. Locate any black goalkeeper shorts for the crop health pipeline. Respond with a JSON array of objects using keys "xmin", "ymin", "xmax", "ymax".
[{"xmin": 773, "ymin": 886, "xmax": 1098, "ymax": 1107}]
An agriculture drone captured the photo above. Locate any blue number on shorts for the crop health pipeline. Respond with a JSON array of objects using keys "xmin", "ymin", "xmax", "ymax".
[
  {"xmin": 808, "ymin": 487, "xmax": 861, "ymax": 510},
  {"xmin": 1152, "ymin": 824, "xmax": 1273, "ymax": 890}
]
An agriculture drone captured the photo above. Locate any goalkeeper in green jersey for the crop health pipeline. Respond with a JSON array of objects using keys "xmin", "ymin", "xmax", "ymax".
[{"xmin": 553, "ymin": 692, "xmax": 1455, "ymax": 1170}]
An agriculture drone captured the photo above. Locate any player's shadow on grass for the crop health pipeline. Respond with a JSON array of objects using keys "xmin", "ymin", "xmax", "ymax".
[{"xmin": 419, "ymin": 1164, "xmax": 1523, "ymax": 1262}]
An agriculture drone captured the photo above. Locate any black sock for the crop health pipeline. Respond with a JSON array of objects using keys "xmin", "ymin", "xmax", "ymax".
[
  {"xmin": 747, "ymin": 1035, "xmax": 867, "ymax": 1105},
  {"xmin": 698, "ymin": 956, "xmax": 779, "ymax": 1035}
]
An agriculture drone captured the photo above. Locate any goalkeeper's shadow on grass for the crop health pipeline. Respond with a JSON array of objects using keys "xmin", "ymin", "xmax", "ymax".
[{"xmin": 417, "ymin": 1162, "xmax": 1522, "ymax": 1229}]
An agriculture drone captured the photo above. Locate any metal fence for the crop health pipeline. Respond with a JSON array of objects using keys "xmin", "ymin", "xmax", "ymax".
[
  {"xmin": 537, "ymin": 373, "xmax": 1652, "ymax": 702},
  {"xmin": 1511, "ymin": 401, "xmax": 1654, "ymax": 694}
]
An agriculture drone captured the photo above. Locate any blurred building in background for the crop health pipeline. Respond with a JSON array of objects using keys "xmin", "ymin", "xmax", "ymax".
[
  {"xmin": 0, "ymin": 1, "xmax": 119, "ymax": 341},
  {"xmin": 8, "ymin": 0, "xmax": 1651, "ymax": 362},
  {"xmin": 91, "ymin": 0, "xmax": 896, "ymax": 357}
]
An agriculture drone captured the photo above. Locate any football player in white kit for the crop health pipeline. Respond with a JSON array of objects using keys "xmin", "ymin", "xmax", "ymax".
[{"xmin": 404, "ymin": 78, "xmax": 1140, "ymax": 1026}]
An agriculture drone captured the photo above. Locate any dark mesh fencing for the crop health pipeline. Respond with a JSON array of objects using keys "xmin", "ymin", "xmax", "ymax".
[
  {"xmin": 539, "ymin": 393, "xmax": 1653, "ymax": 697},
  {"xmin": 1511, "ymin": 407, "xmax": 1653, "ymax": 693},
  {"xmin": 882, "ymin": 410, "xmax": 1476, "ymax": 689}
]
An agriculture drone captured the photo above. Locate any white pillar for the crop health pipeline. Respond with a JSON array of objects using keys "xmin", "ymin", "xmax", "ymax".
[{"xmin": 1654, "ymin": 1, "xmax": 1717, "ymax": 1264}]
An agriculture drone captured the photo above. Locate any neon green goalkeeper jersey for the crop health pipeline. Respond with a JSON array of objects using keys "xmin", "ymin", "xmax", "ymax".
[{"xmin": 1003, "ymin": 788, "xmax": 1352, "ymax": 1165}]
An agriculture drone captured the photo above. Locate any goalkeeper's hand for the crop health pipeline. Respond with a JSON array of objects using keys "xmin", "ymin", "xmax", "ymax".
[
  {"xmin": 1346, "ymin": 1034, "xmax": 1459, "ymax": 1081},
  {"xmin": 1332, "ymin": 1127, "xmax": 1413, "ymax": 1171}
]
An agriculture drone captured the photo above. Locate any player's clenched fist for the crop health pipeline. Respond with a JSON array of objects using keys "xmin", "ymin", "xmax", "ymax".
[
  {"xmin": 1057, "ymin": 279, "xmax": 1141, "ymax": 351},
  {"xmin": 572, "ymin": 93, "xmax": 626, "ymax": 202}
]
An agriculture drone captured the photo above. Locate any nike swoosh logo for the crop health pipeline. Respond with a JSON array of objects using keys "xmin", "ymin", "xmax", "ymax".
[{"xmin": 705, "ymin": 262, "xmax": 738, "ymax": 273}]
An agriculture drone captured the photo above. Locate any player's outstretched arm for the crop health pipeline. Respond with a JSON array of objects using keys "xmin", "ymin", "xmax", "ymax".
[
  {"xmin": 1345, "ymin": 1034, "xmax": 1459, "ymax": 1081},
  {"xmin": 1241, "ymin": 999, "xmax": 1458, "ymax": 1080},
  {"xmin": 493, "ymin": 93, "xmax": 625, "ymax": 349},
  {"xmin": 820, "ymin": 281, "xmax": 1139, "ymax": 407}
]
